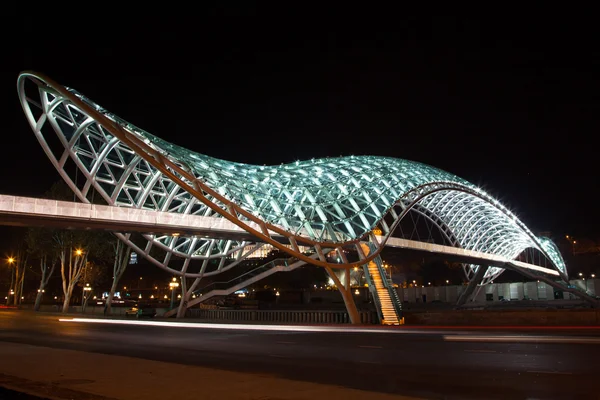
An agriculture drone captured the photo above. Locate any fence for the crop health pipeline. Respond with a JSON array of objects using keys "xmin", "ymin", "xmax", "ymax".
[
  {"xmin": 20, "ymin": 304, "xmax": 169, "ymax": 316},
  {"xmin": 187, "ymin": 309, "xmax": 379, "ymax": 324}
]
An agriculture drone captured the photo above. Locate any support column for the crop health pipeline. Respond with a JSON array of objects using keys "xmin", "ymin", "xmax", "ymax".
[
  {"xmin": 326, "ymin": 266, "xmax": 360, "ymax": 325},
  {"xmin": 456, "ymin": 265, "xmax": 488, "ymax": 307},
  {"xmin": 176, "ymin": 277, "xmax": 202, "ymax": 318}
]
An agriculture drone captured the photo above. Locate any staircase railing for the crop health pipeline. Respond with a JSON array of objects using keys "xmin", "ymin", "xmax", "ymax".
[
  {"xmin": 372, "ymin": 256, "xmax": 403, "ymax": 321},
  {"xmin": 362, "ymin": 263, "xmax": 384, "ymax": 323},
  {"xmin": 193, "ymin": 256, "xmax": 297, "ymax": 297}
]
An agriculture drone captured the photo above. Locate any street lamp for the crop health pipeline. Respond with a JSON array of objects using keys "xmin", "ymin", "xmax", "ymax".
[
  {"xmin": 82, "ymin": 283, "xmax": 92, "ymax": 312},
  {"xmin": 169, "ymin": 277, "xmax": 179, "ymax": 309},
  {"xmin": 6, "ymin": 257, "xmax": 15, "ymax": 305}
]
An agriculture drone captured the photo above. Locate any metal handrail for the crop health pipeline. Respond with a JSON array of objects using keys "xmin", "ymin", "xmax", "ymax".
[
  {"xmin": 372, "ymin": 256, "xmax": 403, "ymax": 320},
  {"xmin": 362, "ymin": 263, "xmax": 384, "ymax": 323},
  {"xmin": 193, "ymin": 257, "xmax": 297, "ymax": 295}
]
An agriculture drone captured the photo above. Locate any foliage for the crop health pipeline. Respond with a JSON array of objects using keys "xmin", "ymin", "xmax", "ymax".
[{"xmin": 77, "ymin": 261, "xmax": 106, "ymax": 289}]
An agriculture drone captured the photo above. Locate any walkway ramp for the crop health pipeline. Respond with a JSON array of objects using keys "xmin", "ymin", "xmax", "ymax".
[
  {"xmin": 364, "ymin": 257, "xmax": 403, "ymax": 325},
  {"xmin": 164, "ymin": 255, "xmax": 314, "ymax": 317},
  {"xmin": 506, "ymin": 262, "xmax": 600, "ymax": 307}
]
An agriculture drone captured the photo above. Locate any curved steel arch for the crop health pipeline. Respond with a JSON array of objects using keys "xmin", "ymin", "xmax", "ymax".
[{"xmin": 17, "ymin": 71, "xmax": 568, "ymax": 283}]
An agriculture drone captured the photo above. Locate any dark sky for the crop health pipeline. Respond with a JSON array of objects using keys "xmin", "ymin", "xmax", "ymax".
[{"xmin": 3, "ymin": 10, "xmax": 599, "ymax": 241}]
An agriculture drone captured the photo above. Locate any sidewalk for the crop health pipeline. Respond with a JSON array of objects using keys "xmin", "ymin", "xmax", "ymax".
[{"xmin": 0, "ymin": 342, "xmax": 421, "ymax": 400}]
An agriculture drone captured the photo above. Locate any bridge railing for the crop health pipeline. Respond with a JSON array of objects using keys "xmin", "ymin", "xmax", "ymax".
[
  {"xmin": 186, "ymin": 309, "xmax": 379, "ymax": 324},
  {"xmin": 0, "ymin": 194, "xmax": 274, "ymax": 236},
  {"xmin": 372, "ymin": 256, "xmax": 403, "ymax": 319},
  {"xmin": 361, "ymin": 264, "xmax": 383, "ymax": 323}
]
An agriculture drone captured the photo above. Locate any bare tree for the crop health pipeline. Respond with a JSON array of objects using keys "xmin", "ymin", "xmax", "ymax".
[
  {"xmin": 11, "ymin": 249, "xmax": 28, "ymax": 306},
  {"xmin": 34, "ymin": 255, "xmax": 56, "ymax": 311},
  {"xmin": 78, "ymin": 261, "xmax": 105, "ymax": 313},
  {"xmin": 56, "ymin": 236, "xmax": 88, "ymax": 313},
  {"xmin": 104, "ymin": 239, "xmax": 131, "ymax": 316},
  {"xmin": 54, "ymin": 230, "xmax": 109, "ymax": 313},
  {"xmin": 33, "ymin": 180, "xmax": 112, "ymax": 313},
  {"xmin": 26, "ymin": 227, "xmax": 58, "ymax": 311}
]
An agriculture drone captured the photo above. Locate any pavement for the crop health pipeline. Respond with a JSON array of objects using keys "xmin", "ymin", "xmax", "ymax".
[{"xmin": 1, "ymin": 310, "xmax": 600, "ymax": 399}]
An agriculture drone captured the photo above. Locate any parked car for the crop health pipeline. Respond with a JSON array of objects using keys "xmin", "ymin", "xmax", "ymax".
[
  {"xmin": 125, "ymin": 304, "xmax": 156, "ymax": 318},
  {"xmin": 125, "ymin": 306, "xmax": 139, "ymax": 316}
]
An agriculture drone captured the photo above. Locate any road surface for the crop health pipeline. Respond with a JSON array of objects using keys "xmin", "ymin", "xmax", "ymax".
[{"xmin": 1, "ymin": 310, "xmax": 599, "ymax": 399}]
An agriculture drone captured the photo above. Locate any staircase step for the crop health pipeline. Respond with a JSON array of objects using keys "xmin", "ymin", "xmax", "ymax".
[{"xmin": 367, "ymin": 263, "xmax": 401, "ymax": 326}]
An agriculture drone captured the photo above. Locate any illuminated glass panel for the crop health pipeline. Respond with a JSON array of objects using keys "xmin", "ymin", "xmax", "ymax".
[{"xmin": 17, "ymin": 72, "xmax": 568, "ymax": 283}]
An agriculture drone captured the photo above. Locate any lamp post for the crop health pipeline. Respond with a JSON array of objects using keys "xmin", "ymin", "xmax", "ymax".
[
  {"xmin": 169, "ymin": 277, "xmax": 179, "ymax": 310},
  {"xmin": 6, "ymin": 257, "xmax": 15, "ymax": 305},
  {"xmin": 76, "ymin": 248, "xmax": 85, "ymax": 305},
  {"xmin": 82, "ymin": 283, "xmax": 92, "ymax": 313}
]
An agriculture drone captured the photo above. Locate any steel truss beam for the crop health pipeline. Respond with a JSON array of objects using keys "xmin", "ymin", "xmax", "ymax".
[{"xmin": 17, "ymin": 71, "xmax": 568, "ymax": 286}]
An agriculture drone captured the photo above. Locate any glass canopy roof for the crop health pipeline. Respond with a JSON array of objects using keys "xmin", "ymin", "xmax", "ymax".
[{"xmin": 17, "ymin": 72, "xmax": 568, "ymax": 282}]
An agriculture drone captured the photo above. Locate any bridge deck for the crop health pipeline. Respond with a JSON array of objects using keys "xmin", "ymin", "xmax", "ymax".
[
  {"xmin": 0, "ymin": 194, "xmax": 278, "ymax": 241},
  {"xmin": 0, "ymin": 194, "xmax": 559, "ymax": 277}
]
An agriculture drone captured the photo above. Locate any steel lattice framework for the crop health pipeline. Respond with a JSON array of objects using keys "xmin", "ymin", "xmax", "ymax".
[{"xmin": 17, "ymin": 71, "xmax": 568, "ymax": 284}]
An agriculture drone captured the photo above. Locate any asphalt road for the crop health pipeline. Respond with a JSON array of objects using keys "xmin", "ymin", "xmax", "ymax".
[{"xmin": 1, "ymin": 310, "xmax": 600, "ymax": 399}]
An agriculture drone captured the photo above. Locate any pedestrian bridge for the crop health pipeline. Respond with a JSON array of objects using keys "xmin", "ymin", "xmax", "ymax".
[
  {"xmin": 14, "ymin": 70, "xmax": 585, "ymax": 323},
  {"xmin": 6, "ymin": 192, "xmax": 591, "ymax": 321},
  {"xmin": 0, "ymin": 194, "xmax": 560, "ymax": 277}
]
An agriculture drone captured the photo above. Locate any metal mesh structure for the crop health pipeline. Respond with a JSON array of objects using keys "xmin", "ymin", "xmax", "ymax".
[{"xmin": 17, "ymin": 71, "xmax": 568, "ymax": 284}]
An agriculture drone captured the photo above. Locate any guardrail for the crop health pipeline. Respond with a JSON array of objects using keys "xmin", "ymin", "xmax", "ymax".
[{"xmin": 187, "ymin": 309, "xmax": 379, "ymax": 324}]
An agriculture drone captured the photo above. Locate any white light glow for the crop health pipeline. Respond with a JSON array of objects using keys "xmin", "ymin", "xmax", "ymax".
[{"xmin": 59, "ymin": 318, "xmax": 417, "ymax": 334}]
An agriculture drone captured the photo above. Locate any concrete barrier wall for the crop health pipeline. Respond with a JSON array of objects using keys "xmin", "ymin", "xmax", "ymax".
[{"xmin": 405, "ymin": 309, "xmax": 600, "ymax": 326}]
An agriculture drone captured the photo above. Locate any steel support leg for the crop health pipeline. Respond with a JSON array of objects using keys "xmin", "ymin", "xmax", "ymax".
[
  {"xmin": 456, "ymin": 265, "xmax": 488, "ymax": 307},
  {"xmin": 176, "ymin": 277, "xmax": 202, "ymax": 318},
  {"xmin": 325, "ymin": 266, "xmax": 360, "ymax": 324},
  {"xmin": 505, "ymin": 263, "xmax": 600, "ymax": 308}
]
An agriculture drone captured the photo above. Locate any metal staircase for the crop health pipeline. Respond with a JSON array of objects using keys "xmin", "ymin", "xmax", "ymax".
[
  {"xmin": 190, "ymin": 256, "xmax": 300, "ymax": 303},
  {"xmin": 164, "ymin": 252, "xmax": 328, "ymax": 317},
  {"xmin": 364, "ymin": 256, "xmax": 403, "ymax": 325}
]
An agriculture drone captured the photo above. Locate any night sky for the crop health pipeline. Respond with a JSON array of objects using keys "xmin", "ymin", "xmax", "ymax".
[{"xmin": 3, "ymin": 10, "xmax": 599, "ymax": 250}]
